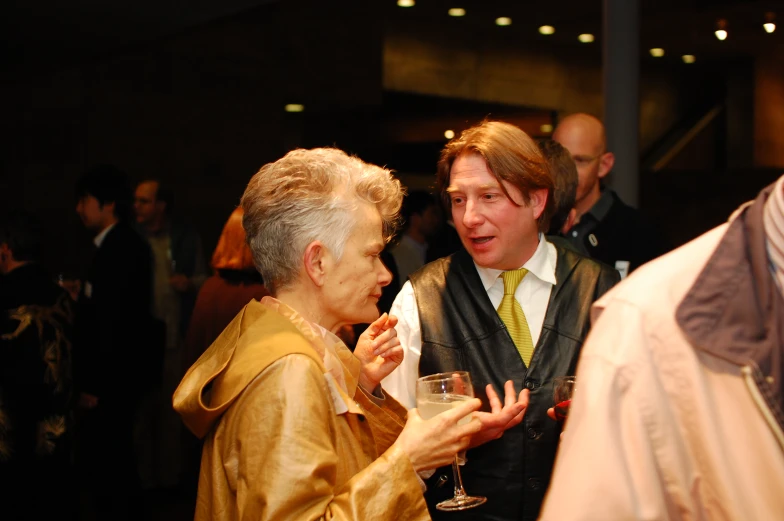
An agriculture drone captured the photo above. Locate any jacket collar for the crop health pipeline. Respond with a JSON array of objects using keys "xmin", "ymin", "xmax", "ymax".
[{"xmin": 676, "ymin": 183, "xmax": 783, "ymax": 399}]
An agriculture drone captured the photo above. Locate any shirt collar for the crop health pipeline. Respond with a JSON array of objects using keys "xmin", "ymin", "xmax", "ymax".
[
  {"xmin": 93, "ymin": 223, "xmax": 117, "ymax": 248},
  {"xmin": 473, "ymin": 233, "xmax": 558, "ymax": 290}
]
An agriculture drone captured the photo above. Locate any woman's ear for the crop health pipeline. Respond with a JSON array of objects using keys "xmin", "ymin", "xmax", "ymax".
[{"xmin": 303, "ymin": 240, "xmax": 330, "ymax": 287}]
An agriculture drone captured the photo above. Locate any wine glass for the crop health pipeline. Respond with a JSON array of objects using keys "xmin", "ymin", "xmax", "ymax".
[
  {"xmin": 553, "ymin": 376, "xmax": 576, "ymax": 424},
  {"xmin": 416, "ymin": 371, "xmax": 487, "ymax": 512}
]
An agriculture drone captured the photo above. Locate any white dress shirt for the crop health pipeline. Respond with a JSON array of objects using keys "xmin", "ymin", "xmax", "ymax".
[
  {"xmin": 93, "ymin": 222, "xmax": 116, "ymax": 248},
  {"xmin": 382, "ymin": 235, "xmax": 558, "ymax": 409}
]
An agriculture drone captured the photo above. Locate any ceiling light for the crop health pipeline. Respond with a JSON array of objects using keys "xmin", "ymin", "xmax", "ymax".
[
  {"xmin": 444, "ymin": 130, "xmax": 455, "ymax": 139},
  {"xmin": 578, "ymin": 33, "xmax": 594, "ymax": 43},
  {"xmin": 682, "ymin": 55, "xmax": 696, "ymax": 64},
  {"xmin": 539, "ymin": 25, "xmax": 555, "ymax": 35},
  {"xmin": 284, "ymin": 104, "xmax": 305, "ymax": 113},
  {"xmin": 496, "ymin": 17, "xmax": 512, "ymax": 26},
  {"xmin": 715, "ymin": 19, "xmax": 728, "ymax": 40},
  {"xmin": 448, "ymin": 8, "xmax": 466, "ymax": 17},
  {"xmin": 764, "ymin": 12, "xmax": 776, "ymax": 33},
  {"xmin": 649, "ymin": 48, "xmax": 665, "ymax": 57},
  {"xmin": 397, "ymin": 0, "xmax": 415, "ymax": 7},
  {"xmin": 540, "ymin": 124, "xmax": 553, "ymax": 134}
]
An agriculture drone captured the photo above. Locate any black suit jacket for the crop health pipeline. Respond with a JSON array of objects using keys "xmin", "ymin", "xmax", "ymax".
[{"xmin": 73, "ymin": 222, "xmax": 159, "ymax": 404}]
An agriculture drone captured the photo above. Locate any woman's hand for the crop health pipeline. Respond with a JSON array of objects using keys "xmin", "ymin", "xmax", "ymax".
[
  {"xmin": 396, "ymin": 399, "xmax": 483, "ymax": 472},
  {"xmin": 354, "ymin": 313, "xmax": 403, "ymax": 392}
]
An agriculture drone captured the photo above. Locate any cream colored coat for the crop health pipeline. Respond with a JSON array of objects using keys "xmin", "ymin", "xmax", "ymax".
[
  {"xmin": 539, "ymin": 223, "xmax": 784, "ymax": 520},
  {"xmin": 173, "ymin": 297, "xmax": 429, "ymax": 521}
]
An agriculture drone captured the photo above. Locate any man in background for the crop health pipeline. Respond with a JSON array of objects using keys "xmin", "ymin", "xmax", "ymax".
[
  {"xmin": 553, "ymin": 113, "xmax": 668, "ymax": 277},
  {"xmin": 390, "ymin": 190, "xmax": 442, "ymax": 282},
  {"xmin": 74, "ymin": 165, "xmax": 157, "ymax": 520},
  {"xmin": 133, "ymin": 178, "xmax": 207, "ymax": 491}
]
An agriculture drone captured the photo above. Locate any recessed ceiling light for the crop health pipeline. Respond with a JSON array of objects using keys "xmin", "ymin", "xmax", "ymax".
[
  {"xmin": 649, "ymin": 48, "xmax": 665, "ymax": 57},
  {"xmin": 284, "ymin": 104, "xmax": 305, "ymax": 113},
  {"xmin": 764, "ymin": 12, "xmax": 776, "ymax": 33},
  {"xmin": 448, "ymin": 8, "xmax": 466, "ymax": 17},
  {"xmin": 682, "ymin": 54, "xmax": 696, "ymax": 64},
  {"xmin": 539, "ymin": 25, "xmax": 555, "ymax": 35},
  {"xmin": 397, "ymin": 0, "xmax": 415, "ymax": 7},
  {"xmin": 578, "ymin": 33, "xmax": 594, "ymax": 43},
  {"xmin": 715, "ymin": 19, "xmax": 728, "ymax": 40},
  {"xmin": 444, "ymin": 130, "xmax": 456, "ymax": 139},
  {"xmin": 540, "ymin": 124, "xmax": 554, "ymax": 134},
  {"xmin": 496, "ymin": 17, "xmax": 512, "ymax": 26}
]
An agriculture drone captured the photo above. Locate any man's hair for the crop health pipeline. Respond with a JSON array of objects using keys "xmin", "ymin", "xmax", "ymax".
[
  {"xmin": 538, "ymin": 139, "xmax": 578, "ymax": 234},
  {"xmin": 139, "ymin": 179, "xmax": 175, "ymax": 214},
  {"xmin": 75, "ymin": 165, "xmax": 133, "ymax": 222},
  {"xmin": 241, "ymin": 148, "xmax": 403, "ymax": 294},
  {"xmin": 0, "ymin": 210, "xmax": 45, "ymax": 262},
  {"xmin": 211, "ymin": 207, "xmax": 256, "ymax": 272},
  {"xmin": 436, "ymin": 120, "xmax": 554, "ymax": 232},
  {"xmin": 401, "ymin": 190, "xmax": 438, "ymax": 227}
]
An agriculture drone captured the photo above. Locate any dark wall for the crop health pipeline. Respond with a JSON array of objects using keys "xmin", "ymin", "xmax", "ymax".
[{"xmin": 1, "ymin": 0, "xmax": 383, "ymax": 276}]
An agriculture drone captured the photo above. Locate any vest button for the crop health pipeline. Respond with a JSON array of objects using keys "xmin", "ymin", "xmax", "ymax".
[
  {"xmin": 527, "ymin": 477, "xmax": 541, "ymax": 490},
  {"xmin": 525, "ymin": 380, "xmax": 535, "ymax": 390},
  {"xmin": 527, "ymin": 428, "xmax": 538, "ymax": 439}
]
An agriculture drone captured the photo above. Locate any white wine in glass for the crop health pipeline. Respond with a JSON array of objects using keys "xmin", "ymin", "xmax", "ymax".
[{"xmin": 416, "ymin": 371, "xmax": 487, "ymax": 512}]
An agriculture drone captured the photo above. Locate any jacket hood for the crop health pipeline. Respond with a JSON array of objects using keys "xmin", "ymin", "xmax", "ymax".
[{"xmin": 173, "ymin": 298, "xmax": 325, "ymax": 439}]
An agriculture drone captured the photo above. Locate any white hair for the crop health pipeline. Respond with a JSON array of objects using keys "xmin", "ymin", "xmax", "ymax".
[{"xmin": 241, "ymin": 148, "xmax": 403, "ymax": 294}]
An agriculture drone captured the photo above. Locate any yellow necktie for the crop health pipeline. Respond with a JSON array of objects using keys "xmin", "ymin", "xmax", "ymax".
[{"xmin": 497, "ymin": 269, "xmax": 535, "ymax": 366}]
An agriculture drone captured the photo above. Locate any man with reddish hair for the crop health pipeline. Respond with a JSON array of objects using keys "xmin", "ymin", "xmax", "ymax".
[{"xmin": 384, "ymin": 120, "xmax": 619, "ymax": 521}]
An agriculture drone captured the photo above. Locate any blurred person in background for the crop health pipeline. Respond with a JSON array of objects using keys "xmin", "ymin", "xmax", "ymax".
[
  {"xmin": 183, "ymin": 206, "xmax": 269, "ymax": 372},
  {"xmin": 133, "ymin": 178, "xmax": 208, "ymax": 491},
  {"xmin": 0, "ymin": 210, "xmax": 76, "ymax": 520},
  {"xmin": 553, "ymin": 113, "xmax": 669, "ymax": 277},
  {"xmin": 73, "ymin": 165, "xmax": 158, "ymax": 520}
]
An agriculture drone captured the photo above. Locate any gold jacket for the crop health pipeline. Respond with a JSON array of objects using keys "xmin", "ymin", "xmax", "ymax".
[{"xmin": 173, "ymin": 297, "xmax": 430, "ymax": 521}]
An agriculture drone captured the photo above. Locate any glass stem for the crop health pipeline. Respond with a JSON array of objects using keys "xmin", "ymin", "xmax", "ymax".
[{"xmin": 451, "ymin": 456, "xmax": 467, "ymax": 498}]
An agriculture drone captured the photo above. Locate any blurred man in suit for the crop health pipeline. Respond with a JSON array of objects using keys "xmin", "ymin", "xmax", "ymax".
[{"xmin": 73, "ymin": 165, "xmax": 158, "ymax": 520}]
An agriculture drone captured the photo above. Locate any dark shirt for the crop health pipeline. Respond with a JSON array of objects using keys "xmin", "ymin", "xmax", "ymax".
[{"xmin": 564, "ymin": 189, "xmax": 670, "ymax": 276}]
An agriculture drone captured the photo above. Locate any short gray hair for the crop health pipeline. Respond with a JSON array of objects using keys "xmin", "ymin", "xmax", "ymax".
[{"xmin": 241, "ymin": 148, "xmax": 403, "ymax": 294}]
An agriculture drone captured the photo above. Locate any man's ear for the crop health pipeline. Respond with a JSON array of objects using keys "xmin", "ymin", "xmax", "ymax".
[
  {"xmin": 528, "ymin": 188, "xmax": 548, "ymax": 220},
  {"xmin": 303, "ymin": 240, "xmax": 330, "ymax": 287},
  {"xmin": 598, "ymin": 152, "xmax": 615, "ymax": 179}
]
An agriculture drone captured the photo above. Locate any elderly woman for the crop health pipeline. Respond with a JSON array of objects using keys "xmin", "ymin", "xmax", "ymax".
[{"xmin": 173, "ymin": 148, "xmax": 484, "ymax": 520}]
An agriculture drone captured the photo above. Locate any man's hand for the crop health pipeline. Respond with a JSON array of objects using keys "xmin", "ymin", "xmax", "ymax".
[
  {"xmin": 546, "ymin": 407, "xmax": 566, "ymax": 440},
  {"xmin": 396, "ymin": 399, "xmax": 482, "ymax": 472},
  {"xmin": 354, "ymin": 313, "xmax": 403, "ymax": 392},
  {"xmin": 169, "ymin": 274, "xmax": 190, "ymax": 292},
  {"xmin": 469, "ymin": 381, "xmax": 529, "ymax": 448}
]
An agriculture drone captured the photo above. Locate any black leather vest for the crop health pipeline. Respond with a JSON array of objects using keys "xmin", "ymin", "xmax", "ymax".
[{"xmin": 411, "ymin": 245, "xmax": 619, "ymax": 521}]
